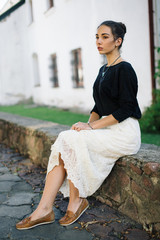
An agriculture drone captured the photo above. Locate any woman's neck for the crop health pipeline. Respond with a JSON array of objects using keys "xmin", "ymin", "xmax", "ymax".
[{"xmin": 105, "ymin": 52, "xmax": 121, "ymax": 66}]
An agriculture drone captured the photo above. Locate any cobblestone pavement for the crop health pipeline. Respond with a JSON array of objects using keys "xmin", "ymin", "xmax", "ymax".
[{"xmin": 0, "ymin": 144, "xmax": 159, "ymax": 240}]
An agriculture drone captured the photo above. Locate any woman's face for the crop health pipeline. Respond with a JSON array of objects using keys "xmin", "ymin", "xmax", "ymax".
[{"xmin": 96, "ymin": 25, "xmax": 118, "ymax": 55}]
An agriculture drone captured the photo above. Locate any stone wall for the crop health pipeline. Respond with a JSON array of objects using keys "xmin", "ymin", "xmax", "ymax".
[
  {"xmin": 94, "ymin": 144, "xmax": 160, "ymax": 232},
  {"xmin": 0, "ymin": 112, "xmax": 160, "ymax": 232},
  {"xmin": 0, "ymin": 112, "xmax": 69, "ymax": 168}
]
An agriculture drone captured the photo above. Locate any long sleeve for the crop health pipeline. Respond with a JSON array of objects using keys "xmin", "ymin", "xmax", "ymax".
[
  {"xmin": 112, "ymin": 65, "xmax": 141, "ymax": 122},
  {"xmin": 90, "ymin": 104, "xmax": 101, "ymax": 116}
]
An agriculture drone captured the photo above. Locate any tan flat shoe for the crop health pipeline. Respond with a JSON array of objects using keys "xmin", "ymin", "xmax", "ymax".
[
  {"xmin": 16, "ymin": 210, "xmax": 55, "ymax": 230},
  {"xmin": 59, "ymin": 198, "xmax": 89, "ymax": 226}
]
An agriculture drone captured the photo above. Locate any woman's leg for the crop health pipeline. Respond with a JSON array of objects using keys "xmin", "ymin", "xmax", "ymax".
[
  {"xmin": 30, "ymin": 154, "xmax": 66, "ymax": 221},
  {"xmin": 59, "ymin": 179, "xmax": 89, "ymax": 226},
  {"xmin": 67, "ymin": 180, "xmax": 82, "ymax": 213}
]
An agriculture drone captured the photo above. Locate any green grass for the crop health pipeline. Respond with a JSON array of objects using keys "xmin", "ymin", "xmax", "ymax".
[
  {"xmin": 141, "ymin": 133, "xmax": 160, "ymax": 146},
  {"xmin": 0, "ymin": 104, "xmax": 89, "ymax": 126},
  {"xmin": 0, "ymin": 104, "xmax": 159, "ymax": 146}
]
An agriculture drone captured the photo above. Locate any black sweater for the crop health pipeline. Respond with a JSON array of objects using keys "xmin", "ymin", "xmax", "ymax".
[{"xmin": 91, "ymin": 61, "xmax": 141, "ymax": 122}]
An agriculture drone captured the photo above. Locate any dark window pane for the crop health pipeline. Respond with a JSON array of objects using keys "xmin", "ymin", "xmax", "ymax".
[
  {"xmin": 71, "ymin": 48, "xmax": 84, "ymax": 88},
  {"xmin": 49, "ymin": 54, "xmax": 59, "ymax": 88}
]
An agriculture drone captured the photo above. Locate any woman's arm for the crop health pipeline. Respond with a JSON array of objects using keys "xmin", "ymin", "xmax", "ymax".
[
  {"xmin": 71, "ymin": 113, "xmax": 118, "ymax": 131},
  {"xmin": 88, "ymin": 111, "xmax": 100, "ymax": 123},
  {"xmin": 89, "ymin": 114, "xmax": 118, "ymax": 129}
]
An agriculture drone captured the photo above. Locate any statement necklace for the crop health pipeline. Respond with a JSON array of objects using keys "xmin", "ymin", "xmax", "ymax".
[{"xmin": 102, "ymin": 55, "xmax": 121, "ymax": 78}]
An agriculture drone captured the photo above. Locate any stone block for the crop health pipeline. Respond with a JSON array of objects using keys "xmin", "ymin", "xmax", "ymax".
[
  {"xmin": 143, "ymin": 162, "xmax": 160, "ymax": 176},
  {"xmin": 131, "ymin": 180, "xmax": 148, "ymax": 199},
  {"xmin": 130, "ymin": 163, "xmax": 142, "ymax": 175},
  {"xmin": 102, "ymin": 172, "xmax": 121, "ymax": 204},
  {"xmin": 118, "ymin": 196, "xmax": 139, "ymax": 222},
  {"xmin": 142, "ymin": 175, "xmax": 153, "ymax": 190},
  {"xmin": 3, "ymin": 192, "xmax": 37, "ymax": 205},
  {"xmin": 0, "ymin": 167, "xmax": 10, "ymax": 174},
  {"xmin": 0, "ymin": 173, "xmax": 21, "ymax": 182},
  {"xmin": 87, "ymin": 223, "xmax": 113, "ymax": 239},
  {"xmin": 0, "ymin": 205, "xmax": 31, "ymax": 218},
  {"xmin": 117, "ymin": 168, "xmax": 130, "ymax": 188},
  {"xmin": 124, "ymin": 229, "xmax": 150, "ymax": 240},
  {"xmin": 150, "ymin": 186, "xmax": 160, "ymax": 202},
  {"xmin": 116, "ymin": 159, "xmax": 127, "ymax": 167},
  {"xmin": 133, "ymin": 194, "xmax": 160, "ymax": 224},
  {"xmin": 0, "ymin": 181, "xmax": 16, "ymax": 193}
]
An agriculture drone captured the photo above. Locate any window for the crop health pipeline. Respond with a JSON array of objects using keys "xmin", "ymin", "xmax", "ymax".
[
  {"xmin": 71, "ymin": 48, "xmax": 84, "ymax": 88},
  {"xmin": 29, "ymin": 0, "xmax": 34, "ymax": 23},
  {"xmin": 49, "ymin": 54, "xmax": 59, "ymax": 88},
  {"xmin": 32, "ymin": 53, "xmax": 40, "ymax": 87},
  {"xmin": 46, "ymin": 0, "xmax": 54, "ymax": 10}
]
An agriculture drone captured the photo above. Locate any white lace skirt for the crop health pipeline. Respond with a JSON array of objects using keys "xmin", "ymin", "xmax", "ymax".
[{"xmin": 47, "ymin": 117, "xmax": 141, "ymax": 198}]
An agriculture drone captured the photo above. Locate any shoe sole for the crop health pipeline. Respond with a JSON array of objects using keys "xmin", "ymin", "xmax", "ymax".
[
  {"xmin": 16, "ymin": 220, "xmax": 55, "ymax": 230},
  {"xmin": 60, "ymin": 204, "xmax": 89, "ymax": 226}
]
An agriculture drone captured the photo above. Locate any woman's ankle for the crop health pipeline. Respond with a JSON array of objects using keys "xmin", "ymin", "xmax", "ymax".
[
  {"xmin": 67, "ymin": 197, "xmax": 82, "ymax": 213},
  {"xmin": 30, "ymin": 206, "xmax": 52, "ymax": 220}
]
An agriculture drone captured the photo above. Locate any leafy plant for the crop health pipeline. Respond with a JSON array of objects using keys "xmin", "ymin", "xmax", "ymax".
[{"xmin": 140, "ymin": 47, "xmax": 160, "ymax": 133}]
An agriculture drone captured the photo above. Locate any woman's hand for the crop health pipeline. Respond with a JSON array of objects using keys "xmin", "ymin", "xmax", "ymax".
[{"xmin": 71, "ymin": 122, "xmax": 92, "ymax": 131}]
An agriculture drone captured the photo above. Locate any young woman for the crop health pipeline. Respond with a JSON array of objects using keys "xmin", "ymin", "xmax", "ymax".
[{"xmin": 16, "ymin": 20, "xmax": 141, "ymax": 230}]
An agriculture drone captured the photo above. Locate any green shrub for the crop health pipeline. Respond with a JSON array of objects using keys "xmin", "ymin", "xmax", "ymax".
[
  {"xmin": 140, "ymin": 47, "xmax": 160, "ymax": 133},
  {"xmin": 140, "ymin": 90, "xmax": 160, "ymax": 133}
]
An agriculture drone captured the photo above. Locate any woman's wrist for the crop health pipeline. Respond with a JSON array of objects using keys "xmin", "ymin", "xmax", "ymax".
[{"xmin": 88, "ymin": 122, "xmax": 93, "ymax": 130}]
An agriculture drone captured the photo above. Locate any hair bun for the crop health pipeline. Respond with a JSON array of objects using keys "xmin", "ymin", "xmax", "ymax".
[{"xmin": 119, "ymin": 22, "xmax": 127, "ymax": 34}]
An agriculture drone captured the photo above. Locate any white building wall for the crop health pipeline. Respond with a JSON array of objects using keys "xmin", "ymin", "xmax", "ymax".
[
  {"xmin": 0, "ymin": 3, "xmax": 32, "ymax": 104},
  {"xmin": 0, "ymin": 0, "xmax": 152, "ymax": 113}
]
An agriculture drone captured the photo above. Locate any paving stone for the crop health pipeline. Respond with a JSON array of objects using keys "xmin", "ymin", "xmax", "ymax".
[
  {"xmin": 0, "ymin": 205, "xmax": 31, "ymax": 218},
  {"xmin": 0, "ymin": 181, "xmax": 15, "ymax": 192},
  {"xmin": 0, "ymin": 193, "xmax": 8, "ymax": 204},
  {"xmin": 0, "ymin": 166, "xmax": 10, "ymax": 174},
  {"xmin": 0, "ymin": 217, "xmax": 17, "ymax": 239},
  {"xmin": 0, "ymin": 173, "xmax": 21, "ymax": 181},
  {"xmin": 11, "ymin": 155, "xmax": 26, "ymax": 161},
  {"xmin": 11, "ymin": 181, "xmax": 33, "ymax": 193},
  {"xmin": 101, "ymin": 237, "xmax": 120, "ymax": 240},
  {"xmin": 4, "ymin": 192, "xmax": 37, "ymax": 205},
  {"xmin": 56, "ymin": 226, "xmax": 93, "ymax": 240},
  {"xmin": 10, "ymin": 222, "xmax": 57, "ymax": 240},
  {"xmin": 10, "ymin": 221, "xmax": 93, "ymax": 240},
  {"xmin": 32, "ymin": 194, "xmax": 41, "ymax": 206},
  {"xmin": 87, "ymin": 223, "xmax": 113, "ymax": 239},
  {"xmin": 86, "ymin": 206, "xmax": 118, "ymax": 222},
  {"xmin": 124, "ymin": 229, "xmax": 150, "ymax": 240},
  {"xmin": 53, "ymin": 207, "xmax": 63, "ymax": 220}
]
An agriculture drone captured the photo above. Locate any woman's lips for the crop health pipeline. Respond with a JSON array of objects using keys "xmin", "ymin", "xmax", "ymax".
[{"xmin": 98, "ymin": 47, "xmax": 103, "ymax": 51}]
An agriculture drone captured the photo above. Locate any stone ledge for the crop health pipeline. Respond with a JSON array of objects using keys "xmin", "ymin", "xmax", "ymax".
[
  {"xmin": 0, "ymin": 112, "xmax": 160, "ymax": 231},
  {"xmin": 0, "ymin": 112, "xmax": 69, "ymax": 168},
  {"xmin": 94, "ymin": 144, "xmax": 160, "ymax": 232}
]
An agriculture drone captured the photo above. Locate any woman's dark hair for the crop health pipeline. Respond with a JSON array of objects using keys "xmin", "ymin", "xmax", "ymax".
[{"xmin": 98, "ymin": 20, "xmax": 126, "ymax": 49}]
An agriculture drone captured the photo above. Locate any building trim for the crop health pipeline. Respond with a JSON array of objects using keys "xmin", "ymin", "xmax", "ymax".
[
  {"xmin": 148, "ymin": 0, "xmax": 156, "ymax": 96},
  {"xmin": 0, "ymin": 0, "xmax": 25, "ymax": 21}
]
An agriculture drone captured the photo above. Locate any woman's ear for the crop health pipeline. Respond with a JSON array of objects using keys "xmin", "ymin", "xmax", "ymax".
[{"xmin": 115, "ymin": 38, "xmax": 122, "ymax": 47}]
